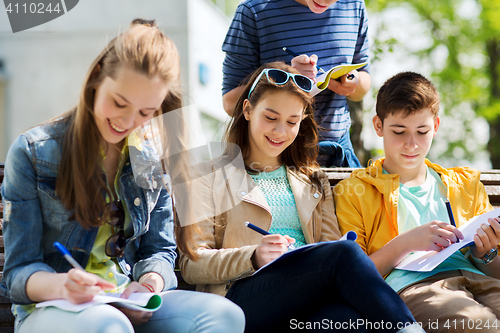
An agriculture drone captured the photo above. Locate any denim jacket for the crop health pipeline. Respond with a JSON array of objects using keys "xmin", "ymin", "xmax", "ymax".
[{"xmin": 1, "ymin": 117, "xmax": 177, "ymax": 322}]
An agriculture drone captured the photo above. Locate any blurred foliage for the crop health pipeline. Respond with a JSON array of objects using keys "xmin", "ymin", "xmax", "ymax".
[
  {"xmin": 365, "ymin": 0, "xmax": 500, "ymax": 167},
  {"xmin": 209, "ymin": 0, "xmax": 242, "ymax": 16}
]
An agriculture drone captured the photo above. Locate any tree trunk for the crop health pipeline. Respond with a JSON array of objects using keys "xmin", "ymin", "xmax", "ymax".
[
  {"xmin": 486, "ymin": 39, "xmax": 500, "ymax": 168},
  {"xmin": 348, "ymin": 99, "xmax": 370, "ymax": 166}
]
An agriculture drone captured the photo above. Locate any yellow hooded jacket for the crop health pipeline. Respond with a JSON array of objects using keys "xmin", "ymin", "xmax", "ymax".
[{"xmin": 334, "ymin": 158, "xmax": 492, "ymax": 256}]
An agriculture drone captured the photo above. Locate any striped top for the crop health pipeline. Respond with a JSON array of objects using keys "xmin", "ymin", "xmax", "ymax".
[{"xmin": 222, "ymin": 0, "xmax": 370, "ymax": 141}]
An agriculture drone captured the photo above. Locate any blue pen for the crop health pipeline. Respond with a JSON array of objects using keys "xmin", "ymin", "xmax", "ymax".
[
  {"xmin": 282, "ymin": 47, "xmax": 325, "ymax": 73},
  {"xmin": 445, "ymin": 199, "xmax": 460, "ymax": 243},
  {"xmin": 445, "ymin": 199, "xmax": 456, "ymax": 227},
  {"xmin": 54, "ymin": 242, "xmax": 85, "ymax": 271},
  {"xmin": 245, "ymin": 221, "xmax": 270, "ymax": 236},
  {"xmin": 245, "ymin": 222, "xmax": 295, "ymax": 250}
]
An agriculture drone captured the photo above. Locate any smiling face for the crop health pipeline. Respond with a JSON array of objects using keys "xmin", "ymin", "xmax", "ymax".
[
  {"xmin": 93, "ymin": 66, "xmax": 169, "ymax": 148},
  {"xmin": 294, "ymin": 0, "xmax": 339, "ymax": 13},
  {"xmin": 243, "ymin": 90, "xmax": 305, "ymax": 171},
  {"xmin": 373, "ymin": 109, "xmax": 440, "ymax": 181}
]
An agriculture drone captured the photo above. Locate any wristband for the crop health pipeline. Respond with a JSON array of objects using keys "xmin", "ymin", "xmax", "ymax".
[
  {"xmin": 465, "ymin": 248, "xmax": 498, "ymax": 265},
  {"xmin": 141, "ymin": 282, "xmax": 155, "ymax": 293}
]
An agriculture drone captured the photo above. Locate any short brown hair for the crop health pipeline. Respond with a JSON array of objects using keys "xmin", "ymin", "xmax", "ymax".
[{"xmin": 376, "ymin": 72, "xmax": 439, "ymax": 122}]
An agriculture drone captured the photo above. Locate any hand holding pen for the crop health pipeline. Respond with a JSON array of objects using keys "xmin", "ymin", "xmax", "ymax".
[
  {"xmin": 245, "ymin": 222, "xmax": 296, "ymax": 269},
  {"xmin": 284, "ymin": 47, "xmax": 324, "ymax": 80},
  {"xmin": 54, "ymin": 242, "xmax": 115, "ymax": 303}
]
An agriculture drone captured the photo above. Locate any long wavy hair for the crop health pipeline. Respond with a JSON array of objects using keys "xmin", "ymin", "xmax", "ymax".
[
  {"xmin": 224, "ymin": 61, "xmax": 324, "ymax": 194},
  {"xmin": 55, "ymin": 19, "xmax": 197, "ymax": 258}
]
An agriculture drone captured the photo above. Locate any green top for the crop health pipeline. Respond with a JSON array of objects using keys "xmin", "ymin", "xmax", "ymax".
[
  {"xmin": 249, "ymin": 165, "xmax": 306, "ymax": 248},
  {"xmin": 85, "ymin": 145, "xmax": 132, "ymax": 293},
  {"xmin": 384, "ymin": 167, "xmax": 483, "ymax": 292}
]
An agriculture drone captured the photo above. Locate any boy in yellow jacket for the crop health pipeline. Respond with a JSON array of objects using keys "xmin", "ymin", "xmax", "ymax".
[{"xmin": 334, "ymin": 71, "xmax": 500, "ymax": 333}]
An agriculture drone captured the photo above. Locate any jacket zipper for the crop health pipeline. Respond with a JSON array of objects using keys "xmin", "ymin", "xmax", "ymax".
[{"xmin": 312, "ymin": 213, "xmax": 316, "ymax": 242}]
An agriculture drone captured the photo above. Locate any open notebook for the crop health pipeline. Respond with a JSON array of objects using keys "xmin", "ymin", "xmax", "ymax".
[
  {"xmin": 310, "ymin": 63, "xmax": 367, "ymax": 96},
  {"xmin": 396, "ymin": 207, "xmax": 500, "ymax": 272},
  {"xmin": 36, "ymin": 291, "xmax": 168, "ymax": 312},
  {"xmin": 253, "ymin": 231, "xmax": 357, "ymax": 275}
]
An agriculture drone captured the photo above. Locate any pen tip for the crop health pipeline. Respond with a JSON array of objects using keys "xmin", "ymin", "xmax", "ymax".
[
  {"xmin": 282, "ymin": 47, "xmax": 287, "ymax": 51},
  {"xmin": 244, "ymin": 221, "xmax": 249, "ymax": 226}
]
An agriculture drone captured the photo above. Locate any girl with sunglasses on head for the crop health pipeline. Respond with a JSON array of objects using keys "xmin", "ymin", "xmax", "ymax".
[
  {"xmin": 179, "ymin": 62, "xmax": 424, "ymax": 333},
  {"xmin": 1, "ymin": 19, "xmax": 244, "ymax": 333}
]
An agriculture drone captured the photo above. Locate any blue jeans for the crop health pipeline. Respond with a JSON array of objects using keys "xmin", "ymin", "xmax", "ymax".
[
  {"xmin": 318, "ymin": 131, "xmax": 362, "ymax": 167},
  {"xmin": 226, "ymin": 242, "xmax": 418, "ymax": 333},
  {"xmin": 18, "ymin": 290, "xmax": 245, "ymax": 333}
]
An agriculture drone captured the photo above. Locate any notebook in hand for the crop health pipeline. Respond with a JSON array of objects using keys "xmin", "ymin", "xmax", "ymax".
[
  {"xmin": 253, "ymin": 231, "xmax": 357, "ymax": 275},
  {"xmin": 36, "ymin": 291, "xmax": 167, "ymax": 312},
  {"xmin": 310, "ymin": 63, "xmax": 367, "ymax": 96},
  {"xmin": 396, "ymin": 207, "xmax": 500, "ymax": 272}
]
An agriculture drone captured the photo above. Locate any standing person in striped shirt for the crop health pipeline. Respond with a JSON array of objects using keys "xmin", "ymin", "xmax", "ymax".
[{"xmin": 222, "ymin": 0, "xmax": 371, "ymax": 167}]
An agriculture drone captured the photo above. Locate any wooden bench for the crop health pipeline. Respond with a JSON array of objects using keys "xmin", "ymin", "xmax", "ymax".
[
  {"xmin": 0, "ymin": 164, "xmax": 14, "ymax": 333},
  {"xmin": 1, "ymin": 164, "xmax": 500, "ymax": 331}
]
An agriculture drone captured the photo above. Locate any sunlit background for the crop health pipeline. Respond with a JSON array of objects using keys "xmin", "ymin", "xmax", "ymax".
[{"xmin": 0, "ymin": 0, "xmax": 498, "ymax": 169}]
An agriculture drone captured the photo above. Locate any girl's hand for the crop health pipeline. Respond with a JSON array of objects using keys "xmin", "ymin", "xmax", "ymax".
[
  {"xmin": 252, "ymin": 234, "xmax": 295, "ymax": 269},
  {"xmin": 62, "ymin": 269, "xmax": 116, "ymax": 304},
  {"xmin": 471, "ymin": 217, "xmax": 500, "ymax": 259},
  {"xmin": 291, "ymin": 54, "xmax": 318, "ymax": 81},
  {"xmin": 117, "ymin": 282, "xmax": 153, "ymax": 325},
  {"xmin": 327, "ymin": 70, "xmax": 359, "ymax": 96},
  {"xmin": 399, "ymin": 220, "xmax": 463, "ymax": 252}
]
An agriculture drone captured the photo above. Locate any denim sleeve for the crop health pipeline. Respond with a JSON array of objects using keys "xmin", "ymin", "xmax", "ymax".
[
  {"xmin": 132, "ymin": 187, "xmax": 177, "ymax": 291},
  {"xmin": 222, "ymin": 3, "xmax": 260, "ymax": 94},
  {"xmin": 2, "ymin": 135, "xmax": 56, "ymax": 304}
]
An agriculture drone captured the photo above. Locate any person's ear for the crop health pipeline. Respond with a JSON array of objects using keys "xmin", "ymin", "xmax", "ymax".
[
  {"xmin": 243, "ymin": 99, "xmax": 252, "ymax": 121},
  {"xmin": 373, "ymin": 115, "xmax": 384, "ymax": 137},
  {"xmin": 433, "ymin": 116, "xmax": 440, "ymax": 137}
]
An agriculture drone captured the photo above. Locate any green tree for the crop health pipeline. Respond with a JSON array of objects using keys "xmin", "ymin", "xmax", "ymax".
[
  {"xmin": 209, "ymin": 0, "xmax": 242, "ymax": 16},
  {"xmin": 365, "ymin": 0, "xmax": 500, "ymax": 167}
]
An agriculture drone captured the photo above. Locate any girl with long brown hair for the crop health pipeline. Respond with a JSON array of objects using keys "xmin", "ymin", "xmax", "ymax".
[{"xmin": 1, "ymin": 19, "xmax": 244, "ymax": 333}]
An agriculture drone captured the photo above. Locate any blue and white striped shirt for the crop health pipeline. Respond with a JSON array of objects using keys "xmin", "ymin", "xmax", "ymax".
[{"xmin": 222, "ymin": 0, "xmax": 370, "ymax": 142}]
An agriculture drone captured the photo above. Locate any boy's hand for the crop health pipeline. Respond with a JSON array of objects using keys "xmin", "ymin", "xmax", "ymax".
[
  {"xmin": 327, "ymin": 70, "xmax": 359, "ymax": 96},
  {"xmin": 252, "ymin": 234, "xmax": 295, "ymax": 269},
  {"xmin": 62, "ymin": 269, "xmax": 116, "ymax": 304},
  {"xmin": 401, "ymin": 220, "xmax": 463, "ymax": 252},
  {"xmin": 291, "ymin": 54, "xmax": 318, "ymax": 80},
  {"xmin": 471, "ymin": 217, "xmax": 500, "ymax": 259}
]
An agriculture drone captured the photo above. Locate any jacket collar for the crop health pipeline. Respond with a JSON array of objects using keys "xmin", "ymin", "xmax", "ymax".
[
  {"xmin": 231, "ymin": 164, "xmax": 322, "ymax": 229},
  {"xmin": 352, "ymin": 157, "xmax": 473, "ymax": 195}
]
